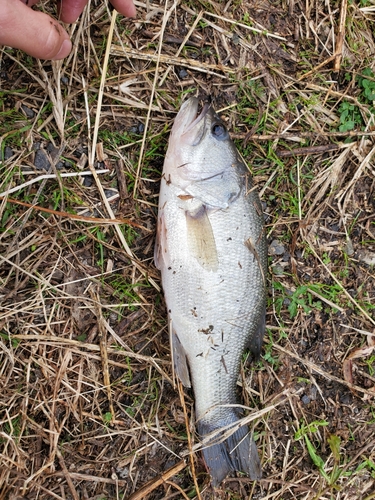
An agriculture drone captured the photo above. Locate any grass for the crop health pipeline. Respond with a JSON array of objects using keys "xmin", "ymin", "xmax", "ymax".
[{"xmin": 1, "ymin": 0, "xmax": 375, "ymax": 498}]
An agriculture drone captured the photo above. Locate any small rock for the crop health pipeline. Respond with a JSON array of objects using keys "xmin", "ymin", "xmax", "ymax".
[
  {"xmin": 73, "ymin": 145, "xmax": 88, "ymax": 158},
  {"xmin": 130, "ymin": 123, "xmax": 144, "ymax": 134},
  {"xmin": 282, "ymin": 252, "xmax": 291, "ymax": 262},
  {"xmin": 340, "ymin": 393, "xmax": 352, "ymax": 405},
  {"xmin": 0, "ymin": 146, "xmax": 14, "ymax": 161},
  {"xmin": 34, "ymin": 149, "xmax": 50, "ymax": 171},
  {"xmin": 116, "ymin": 467, "xmax": 129, "ymax": 479},
  {"xmin": 188, "ymin": 51, "xmax": 199, "ymax": 59},
  {"xmin": 309, "ymin": 385, "xmax": 317, "ymax": 401},
  {"xmin": 61, "ymin": 76, "xmax": 69, "ymax": 85},
  {"xmin": 104, "ymin": 189, "xmax": 117, "ymax": 199},
  {"xmin": 269, "ymin": 239, "xmax": 286, "ymax": 256},
  {"xmin": 301, "ymin": 394, "xmax": 310, "ymax": 405},
  {"xmin": 83, "ymin": 175, "xmax": 94, "ymax": 187},
  {"xmin": 178, "ymin": 68, "xmax": 188, "ymax": 79},
  {"xmin": 232, "ymin": 33, "xmax": 240, "ymax": 45},
  {"xmin": 272, "ymin": 264, "xmax": 284, "ymax": 275},
  {"xmin": 357, "ymin": 249, "xmax": 375, "ymax": 266},
  {"xmin": 21, "ymin": 104, "xmax": 35, "ymax": 119},
  {"xmin": 344, "ymin": 238, "xmax": 354, "ymax": 256},
  {"xmin": 46, "ymin": 142, "xmax": 61, "ymax": 160}
]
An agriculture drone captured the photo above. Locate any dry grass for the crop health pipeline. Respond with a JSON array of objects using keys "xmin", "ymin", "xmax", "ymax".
[{"xmin": 1, "ymin": 0, "xmax": 375, "ymax": 498}]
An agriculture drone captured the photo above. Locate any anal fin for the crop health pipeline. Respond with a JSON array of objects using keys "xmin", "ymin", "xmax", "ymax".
[{"xmin": 169, "ymin": 318, "xmax": 191, "ymax": 388}]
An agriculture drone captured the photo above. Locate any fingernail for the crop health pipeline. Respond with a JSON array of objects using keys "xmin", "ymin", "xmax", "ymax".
[{"xmin": 53, "ymin": 39, "xmax": 72, "ymax": 60}]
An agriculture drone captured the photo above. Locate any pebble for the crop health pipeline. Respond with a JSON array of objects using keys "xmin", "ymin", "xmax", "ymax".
[
  {"xmin": 178, "ymin": 68, "xmax": 188, "ymax": 79},
  {"xmin": 83, "ymin": 175, "xmax": 94, "ymax": 187},
  {"xmin": 344, "ymin": 238, "xmax": 354, "ymax": 256},
  {"xmin": 272, "ymin": 264, "xmax": 284, "ymax": 275},
  {"xmin": 282, "ymin": 252, "xmax": 291, "ymax": 262},
  {"xmin": 232, "ymin": 33, "xmax": 240, "ymax": 45},
  {"xmin": 357, "ymin": 249, "xmax": 375, "ymax": 266},
  {"xmin": 0, "ymin": 146, "xmax": 14, "ymax": 161},
  {"xmin": 73, "ymin": 145, "xmax": 88, "ymax": 158},
  {"xmin": 34, "ymin": 149, "xmax": 50, "ymax": 171},
  {"xmin": 301, "ymin": 394, "xmax": 310, "ymax": 404},
  {"xmin": 130, "ymin": 123, "xmax": 145, "ymax": 134},
  {"xmin": 21, "ymin": 105, "xmax": 35, "ymax": 119},
  {"xmin": 309, "ymin": 385, "xmax": 317, "ymax": 401},
  {"xmin": 269, "ymin": 239, "xmax": 286, "ymax": 256}
]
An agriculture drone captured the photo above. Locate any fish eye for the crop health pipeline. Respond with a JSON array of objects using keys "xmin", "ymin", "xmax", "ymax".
[{"xmin": 211, "ymin": 123, "xmax": 227, "ymax": 139}]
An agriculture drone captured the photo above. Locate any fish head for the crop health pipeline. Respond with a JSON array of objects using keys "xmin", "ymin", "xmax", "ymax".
[{"xmin": 165, "ymin": 98, "xmax": 242, "ymax": 203}]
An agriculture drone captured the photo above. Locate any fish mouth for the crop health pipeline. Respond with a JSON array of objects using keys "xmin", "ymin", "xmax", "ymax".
[{"xmin": 173, "ymin": 97, "xmax": 211, "ymax": 144}]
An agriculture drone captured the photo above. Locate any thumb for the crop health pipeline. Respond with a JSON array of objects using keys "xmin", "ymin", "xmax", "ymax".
[{"xmin": 0, "ymin": 0, "xmax": 72, "ymax": 60}]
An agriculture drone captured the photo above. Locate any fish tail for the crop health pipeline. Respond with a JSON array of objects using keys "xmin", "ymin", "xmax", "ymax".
[{"xmin": 197, "ymin": 418, "xmax": 262, "ymax": 486}]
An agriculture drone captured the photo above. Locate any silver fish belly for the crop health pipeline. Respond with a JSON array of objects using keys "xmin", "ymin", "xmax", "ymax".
[{"xmin": 155, "ymin": 97, "xmax": 267, "ymax": 485}]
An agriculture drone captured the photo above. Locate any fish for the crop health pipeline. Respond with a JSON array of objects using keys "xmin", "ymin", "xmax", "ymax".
[{"xmin": 155, "ymin": 97, "xmax": 267, "ymax": 486}]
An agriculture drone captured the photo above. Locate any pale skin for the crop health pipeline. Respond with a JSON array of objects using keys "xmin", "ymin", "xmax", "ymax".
[{"xmin": 0, "ymin": 0, "xmax": 136, "ymax": 60}]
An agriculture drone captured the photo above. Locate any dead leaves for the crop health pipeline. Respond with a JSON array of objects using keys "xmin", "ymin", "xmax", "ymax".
[{"xmin": 343, "ymin": 332, "xmax": 375, "ymax": 395}]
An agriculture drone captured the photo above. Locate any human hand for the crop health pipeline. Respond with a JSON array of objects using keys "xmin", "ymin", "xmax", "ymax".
[{"xmin": 0, "ymin": 0, "xmax": 136, "ymax": 60}]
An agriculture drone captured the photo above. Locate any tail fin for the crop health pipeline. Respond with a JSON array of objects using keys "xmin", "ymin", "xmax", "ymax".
[{"xmin": 197, "ymin": 420, "xmax": 262, "ymax": 486}]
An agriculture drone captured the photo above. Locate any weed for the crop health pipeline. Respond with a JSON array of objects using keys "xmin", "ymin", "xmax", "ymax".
[
  {"xmin": 262, "ymin": 330, "xmax": 279, "ymax": 367},
  {"xmin": 90, "ymin": 226, "xmax": 107, "ymax": 268},
  {"xmin": 288, "ymin": 285, "xmax": 323, "ymax": 318},
  {"xmin": 295, "ymin": 421, "xmax": 346, "ymax": 489},
  {"xmin": 338, "ymin": 101, "xmax": 363, "ymax": 132},
  {"xmin": 0, "ymin": 331, "xmax": 20, "ymax": 348},
  {"xmin": 355, "ymin": 458, "xmax": 375, "ymax": 478},
  {"xmin": 102, "ymin": 412, "xmax": 113, "ymax": 424},
  {"xmin": 337, "ymin": 67, "xmax": 375, "ymax": 132}
]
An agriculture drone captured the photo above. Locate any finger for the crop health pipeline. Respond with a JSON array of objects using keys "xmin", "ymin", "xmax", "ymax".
[
  {"xmin": 58, "ymin": 0, "xmax": 136, "ymax": 23},
  {"xmin": 19, "ymin": 0, "xmax": 39, "ymax": 6},
  {"xmin": 57, "ymin": 0, "xmax": 87, "ymax": 24},
  {"xmin": 0, "ymin": 0, "xmax": 72, "ymax": 60},
  {"xmin": 110, "ymin": 0, "xmax": 136, "ymax": 18}
]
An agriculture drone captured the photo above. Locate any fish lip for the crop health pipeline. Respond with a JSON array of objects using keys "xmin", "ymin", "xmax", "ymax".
[
  {"xmin": 172, "ymin": 97, "xmax": 212, "ymax": 143},
  {"xmin": 182, "ymin": 100, "xmax": 211, "ymax": 137}
]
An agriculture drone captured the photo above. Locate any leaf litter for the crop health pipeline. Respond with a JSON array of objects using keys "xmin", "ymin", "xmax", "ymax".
[{"xmin": 0, "ymin": 0, "xmax": 375, "ymax": 498}]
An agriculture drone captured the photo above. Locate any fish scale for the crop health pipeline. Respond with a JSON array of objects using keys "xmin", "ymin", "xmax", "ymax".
[{"xmin": 155, "ymin": 97, "xmax": 267, "ymax": 485}]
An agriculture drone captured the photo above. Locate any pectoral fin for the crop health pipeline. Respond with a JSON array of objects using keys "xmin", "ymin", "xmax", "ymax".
[
  {"xmin": 185, "ymin": 205, "xmax": 218, "ymax": 272},
  {"xmin": 170, "ymin": 319, "xmax": 191, "ymax": 387}
]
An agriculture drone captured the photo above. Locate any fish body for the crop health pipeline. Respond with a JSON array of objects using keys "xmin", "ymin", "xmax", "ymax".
[{"xmin": 155, "ymin": 97, "xmax": 267, "ymax": 485}]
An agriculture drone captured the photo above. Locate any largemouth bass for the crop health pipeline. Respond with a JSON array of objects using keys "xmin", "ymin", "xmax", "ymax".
[{"xmin": 155, "ymin": 97, "xmax": 267, "ymax": 485}]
